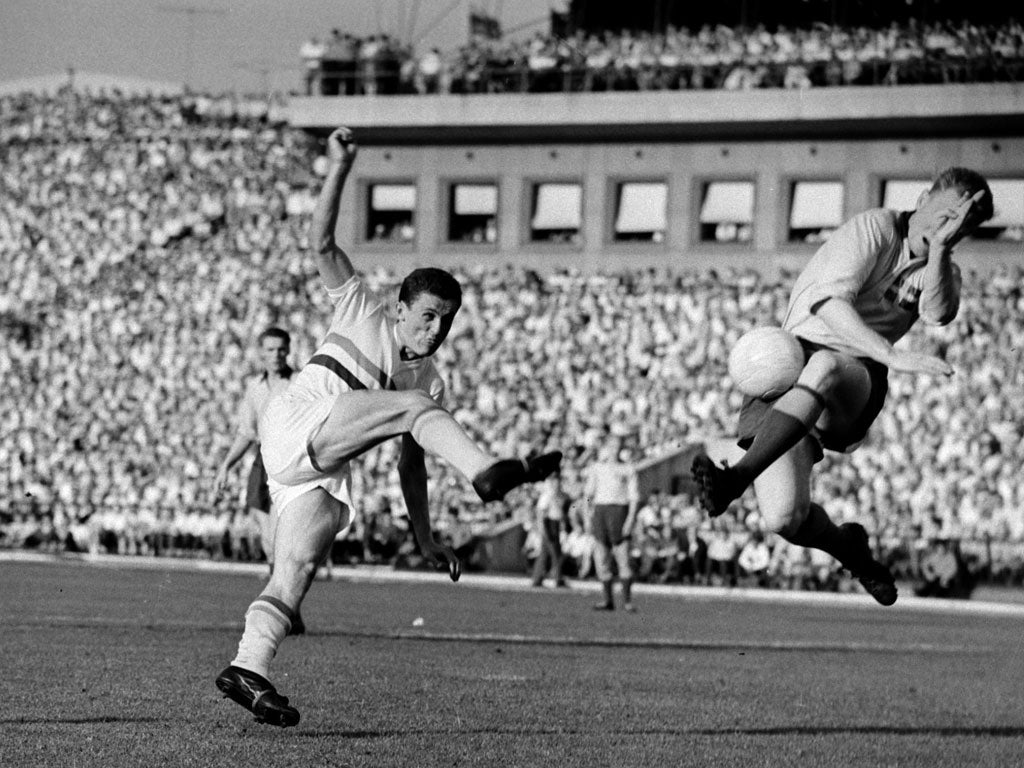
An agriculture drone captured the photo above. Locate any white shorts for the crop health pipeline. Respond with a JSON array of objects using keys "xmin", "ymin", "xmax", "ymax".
[{"xmin": 260, "ymin": 393, "xmax": 353, "ymax": 515}]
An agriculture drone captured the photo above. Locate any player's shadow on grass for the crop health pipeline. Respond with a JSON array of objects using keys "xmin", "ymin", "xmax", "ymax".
[
  {"xmin": 300, "ymin": 725, "xmax": 1024, "ymax": 739},
  {"xmin": 0, "ymin": 716, "xmax": 165, "ymax": 725}
]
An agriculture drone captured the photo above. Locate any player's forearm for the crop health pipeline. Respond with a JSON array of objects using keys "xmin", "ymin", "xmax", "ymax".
[
  {"xmin": 813, "ymin": 298, "xmax": 895, "ymax": 365},
  {"xmin": 398, "ymin": 464, "xmax": 437, "ymax": 550},
  {"xmin": 220, "ymin": 435, "xmax": 254, "ymax": 472},
  {"xmin": 310, "ymin": 160, "xmax": 350, "ymax": 255},
  {"xmin": 919, "ymin": 247, "xmax": 959, "ymax": 325}
]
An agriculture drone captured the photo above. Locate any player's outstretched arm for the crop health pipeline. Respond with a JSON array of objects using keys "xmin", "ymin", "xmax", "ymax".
[
  {"xmin": 309, "ymin": 126, "xmax": 358, "ymax": 290},
  {"xmin": 398, "ymin": 434, "xmax": 461, "ymax": 582},
  {"xmin": 815, "ymin": 297, "xmax": 953, "ymax": 376}
]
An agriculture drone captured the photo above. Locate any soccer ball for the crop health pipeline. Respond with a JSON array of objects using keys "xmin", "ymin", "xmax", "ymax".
[{"xmin": 728, "ymin": 327, "xmax": 804, "ymax": 399}]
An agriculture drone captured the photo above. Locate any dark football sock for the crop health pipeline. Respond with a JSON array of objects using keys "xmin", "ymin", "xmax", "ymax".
[
  {"xmin": 732, "ymin": 385, "xmax": 826, "ymax": 485},
  {"xmin": 602, "ymin": 580, "xmax": 614, "ymax": 606},
  {"xmin": 783, "ymin": 503, "xmax": 848, "ymax": 563}
]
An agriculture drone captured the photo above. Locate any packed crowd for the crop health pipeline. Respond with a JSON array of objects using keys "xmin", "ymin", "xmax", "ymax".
[
  {"xmin": 2, "ymin": 90, "xmax": 1023, "ymax": 591},
  {"xmin": 300, "ymin": 18, "xmax": 1024, "ymax": 96}
]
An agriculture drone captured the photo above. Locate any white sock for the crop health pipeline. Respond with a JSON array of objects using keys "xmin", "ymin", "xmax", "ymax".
[
  {"xmin": 410, "ymin": 408, "xmax": 495, "ymax": 480},
  {"xmin": 231, "ymin": 595, "xmax": 293, "ymax": 679}
]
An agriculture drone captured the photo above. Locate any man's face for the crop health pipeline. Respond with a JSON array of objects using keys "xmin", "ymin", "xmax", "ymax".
[
  {"xmin": 908, "ymin": 186, "xmax": 978, "ymax": 257},
  {"xmin": 260, "ymin": 336, "xmax": 289, "ymax": 374},
  {"xmin": 395, "ymin": 292, "xmax": 459, "ymax": 359}
]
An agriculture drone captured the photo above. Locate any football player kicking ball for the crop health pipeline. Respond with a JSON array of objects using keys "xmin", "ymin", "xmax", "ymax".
[
  {"xmin": 691, "ymin": 168, "xmax": 993, "ymax": 606},
  {"xmin": 215, "ymin": 127, "xmax": 561, "ymax": 727}
]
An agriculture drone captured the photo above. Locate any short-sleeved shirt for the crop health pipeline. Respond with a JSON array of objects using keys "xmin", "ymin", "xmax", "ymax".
[
  {"xmin": 263, "ymin": 276, "xmax": 445, "ymax": 513},
  {"xmin": 584, "ymin": 462, "xmax": 639, "ymax": 507},
  {"xmin": 783, "ymin": 208, "xmax": 961, "ymax": 356},
  {"xmin": 236, "ymin": 369, "xmax": 294, "ymax": 444},
  {"xmin": 287, "ymin": 275, "xmax": 445, "ymax": 406}
]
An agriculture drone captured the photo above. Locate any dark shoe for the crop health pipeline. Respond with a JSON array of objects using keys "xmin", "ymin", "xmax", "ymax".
[
  {"xmin": 839, "ymin": 523, "xmax": 898, "ymax": 607},
  {"xmin": 288, "ymin": 613, "xmax": 306, "ymax": 636},
  {"xmin": 472, "ymin": 451, "xmax": 562, "ymax": 503},
  {"xmin": 690, "ymin": 453, "xmax": 741, "ymax": 517},
  {"xmin": 593, "ymin": 602, "xmax": 615, "ymax": 611},
  {"xmin": 215, "ymin": 665, "xmax": 300, "ymax": 727}
]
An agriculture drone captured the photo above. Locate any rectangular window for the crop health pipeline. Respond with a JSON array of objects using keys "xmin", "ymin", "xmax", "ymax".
[
  {"xmin": 530, "ymin": 182, "xmax": 581, "ymax": 243},
  {"xmin": 975, "ymin": 179, "xmax": 1024, "ymax": 241},
  {"xmin": 613, "ymin": 182, "xmax": 667, "ymax": 242},
  {"xmin": 788, "ymin": 181, "xmax": 844, "ymax": 243},
  {"xmin": 699, "ymin": 181, "xmax": 754, "ymax": 243},
  {"xmin": 448, "ymin": 183, "xmax": 498, "ymax": 244},
  {"xmin": 882, "ymin": 179, "xmax": 930, "ymax": 211},
  {"xmin": 366, "ymin": 183, "xmax": 416, "ymax": 243}
]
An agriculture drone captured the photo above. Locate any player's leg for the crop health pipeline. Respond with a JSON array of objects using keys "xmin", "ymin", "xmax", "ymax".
[
  {"xmin": 591, "ymin": 508, "xmax": 616, "ymax": 609},
  {"xmin": 693, "ymin": 351, "xmax": 868, "ymax": 516},
  {"xmin": 612, "ymin": 540, "xmax": 636, "ymax": 612},
  {"xmin": 217, "ymin": 489, "xmax": 348, "ymax": 725},
  {"xmin": 547, "ymin": 519, "xmax": 567, "ymax": 587},
  {"xmin": 308, "ymin": 389, "xmax": 561, "ymax": 502},
  {"xmin": 592, "ymin": 541, "xmax": 616, "ymax": 610},
  {"xmin": 754, "ymin": 441, "xmax": 896, "ymax": 605},
  {"xmin": 255, "ymin": 502, "xmax": 307, "ymax": 636}
]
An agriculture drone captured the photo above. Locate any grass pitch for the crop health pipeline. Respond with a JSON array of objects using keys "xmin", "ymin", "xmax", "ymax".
[{"xmin": 2, "ymin": 558, "xmax": 1023, "ymax": 768}]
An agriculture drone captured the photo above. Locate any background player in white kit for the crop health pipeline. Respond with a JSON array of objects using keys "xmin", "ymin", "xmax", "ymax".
[
  {"xmin": 216, "ymin": 127, "xmax": 561, "ymax": 727},
  {"xmin": 692, "ymin": 168, "xmax": 993, "ymax": 606},
  {"xmin": 212, "ymin": 327, "xmax": 304, "ymax": 632}
]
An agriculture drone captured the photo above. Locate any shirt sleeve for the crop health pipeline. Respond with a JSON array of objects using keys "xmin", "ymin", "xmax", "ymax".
[
  {"xmin": 918, "ymin": 261, "xmax": 962, "ymax": 325},
  {"xmin": 797, "ymin": 210, "xmax": 894, "ymax": 314},
  {"xmin": 326, "ymin": 275, "xmax": 380, "ymax": 327},
  {"xmin": 235, "ymin": 381, "xmax": 259, "ymax": 441}
]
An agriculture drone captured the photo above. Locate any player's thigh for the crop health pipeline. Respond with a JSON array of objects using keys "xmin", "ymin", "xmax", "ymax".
[
  {"xmin": 812, "ymin": 356, "xmax": 873, "ymax": 435},
  {"xmin": 310, "ymin": 389, "xmax": 440, "ymax": 462},
  {"xmin": 752, "ymin": 439, "xmax": 816, "ymax": 534},
  {"xmin": 273, "ymin": 489, "xmax": 352, "ymax": 569}
]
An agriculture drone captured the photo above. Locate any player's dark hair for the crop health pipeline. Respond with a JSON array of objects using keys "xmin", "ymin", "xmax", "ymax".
[
  {"xmin": 259, "ymin": 327, "xmax": 291, "ymax": 345},
  {"xmin": 399, "ymin": 267, "xmax": 462, "ymax": 308},
  {"xmin": 930, "ymin": 167, "xmax": 995, "ymax": 225}
]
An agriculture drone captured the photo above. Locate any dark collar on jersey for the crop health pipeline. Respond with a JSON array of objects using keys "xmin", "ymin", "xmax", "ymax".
[{"xmin": 260, "ymin": 365, "xmax": 294, "ymax": 382}]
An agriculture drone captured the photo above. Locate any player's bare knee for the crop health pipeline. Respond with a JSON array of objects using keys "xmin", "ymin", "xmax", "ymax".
[
  {"xmin": 799, "ymin": 350, "xmax": 843, "ymax": 392},
  {"xmin": 761, "ymin": 501, "xmax": 809, "ymax": 537}
]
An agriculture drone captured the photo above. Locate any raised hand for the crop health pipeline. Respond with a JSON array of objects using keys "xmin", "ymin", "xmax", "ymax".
[
  {"xmin": 930, "ymin": 189, "xmax": 986, "ymax": 250},
  {"xmin": 326, "ymin": 126, "xmax": 358, "ymax": 171}
]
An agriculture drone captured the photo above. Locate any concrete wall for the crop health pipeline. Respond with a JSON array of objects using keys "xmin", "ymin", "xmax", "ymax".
[
  {"xmin": 287, "ymin": 83, "xmax": 1024, "ymax": 273},
  {"xmin": 287, "ymin": 83, "xmax": 1024, "ymax": 143},
  {"xmin": 327, "ymin": 135, "xmax": 1023, "ymax": 274}
]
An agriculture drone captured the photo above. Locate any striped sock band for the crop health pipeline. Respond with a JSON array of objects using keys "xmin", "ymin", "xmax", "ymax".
[{"xmin": 231, "ymin": 594, "xmax": 295, "ymax": 678}]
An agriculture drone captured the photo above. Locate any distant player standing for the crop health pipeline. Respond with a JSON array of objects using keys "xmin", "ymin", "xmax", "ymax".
[
  {"xmin": 584, "ymin": 436, "xmax": 640, "ymax": 612},
  {"xmin": 215, "ymin": 127, "xmax": 561, "ymax": 727},
  {"xmin": 692, "ymin": 168, "xmax": 993, "ymax": 605},
  {"xmin": 213, "ymin": 327, "xmax": 305, "ymax": 634}
]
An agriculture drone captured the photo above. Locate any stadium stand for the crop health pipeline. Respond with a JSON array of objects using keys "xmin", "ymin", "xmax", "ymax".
[
  {"xmin": 300, "ymin": 19, "xmax": 1024, "ymax": 96},
  {"xmin": 2, "ymin": 89, "xmax": 1022, "ymax": 594}
]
